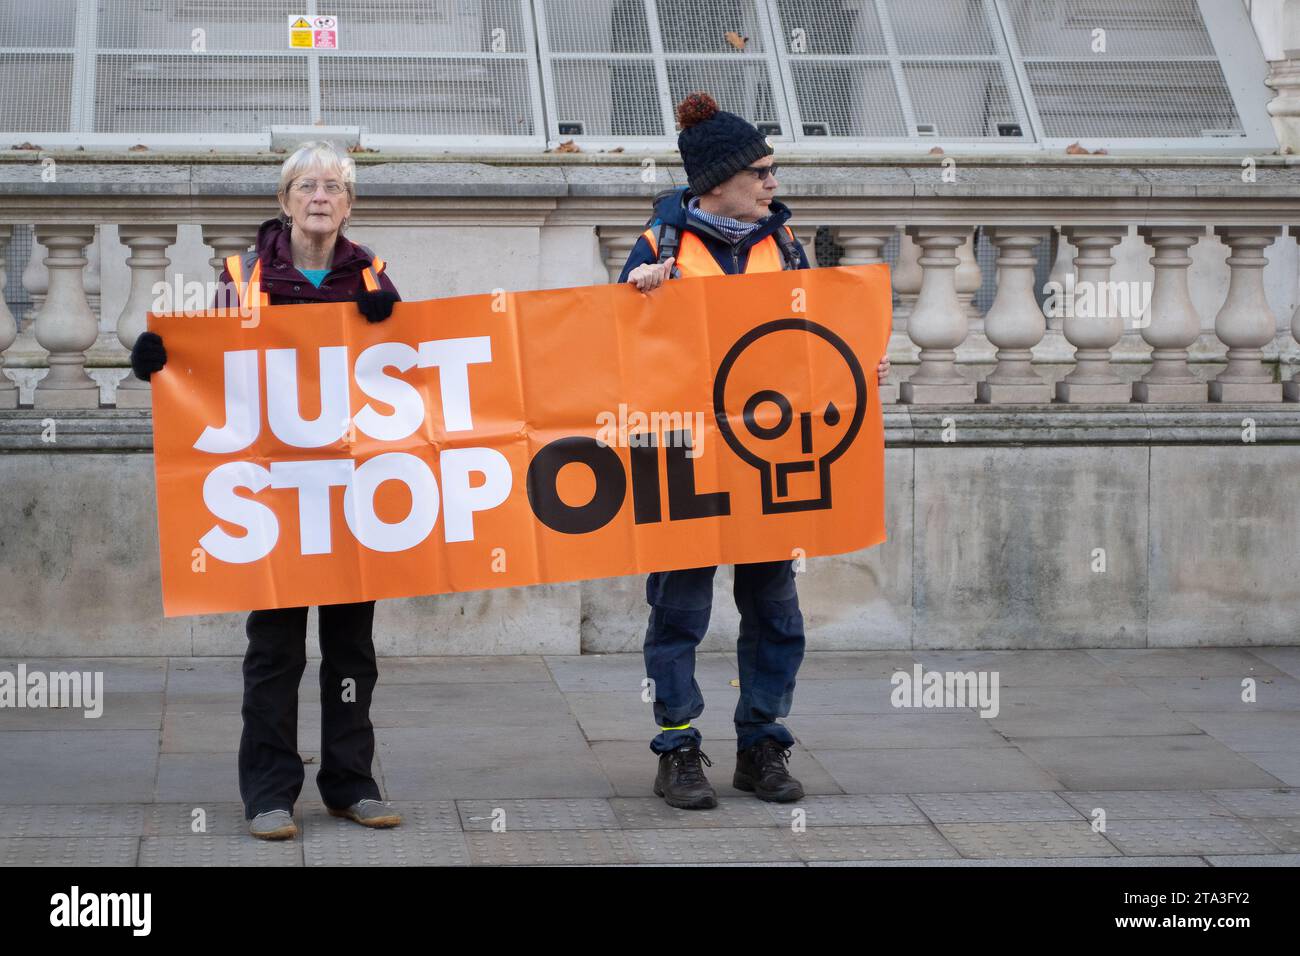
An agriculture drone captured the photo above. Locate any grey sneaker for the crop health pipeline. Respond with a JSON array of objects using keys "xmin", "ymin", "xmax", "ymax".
[
  {"xmin": 249, "ymin": 809, "xmax": 298, "ymax": 840},
  {"xmin": 328, "ymin": 798, "xmax": 402, "ymax": 828}
]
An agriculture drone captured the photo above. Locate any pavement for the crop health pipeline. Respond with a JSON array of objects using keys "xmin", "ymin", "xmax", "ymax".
[{"xmin": 1, "ymin": 647, "xmax": 1299, "ymax": 866}]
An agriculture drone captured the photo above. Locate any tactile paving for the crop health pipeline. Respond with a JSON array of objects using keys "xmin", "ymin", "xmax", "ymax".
[
  {"xmin": 1104, "ymin": 818, "xmax": 1282, "ymax": 856},
  {"xmin": 790, "ymin": 825, "xmax": 958, "ymax": 862},
  {"xmin": 913, "ymin": 791, "xmax": 1082, "ymax": 823},
  {"xmin": 1249, "ymin": 817, "xmax": 1300, "ymax": 853},
  {"xmin": 1206, "ymin": 788, "xmax": 1300, "ymax": 818},
  {"xmin": 458, "ymin": 798, "xmax": 618, "ymax": 831},
  {"xmin": 760, "ymin": 794, "xmax": 927, "ymax": 827},
  {"xmin": 938, "ymin": 821, "xmax": 1120, "ymax": 859},
  {"xmin": 624, "ymin": 827, "xmax": 799, "ymax": 864},
  {"xmin": 0, "ymin": 836, "xmax": 139, "ymax": 866},
  {"xmin": 138, "ymin": 835, "xmax": 302, "ymax": 866},
  {"xmin": 144, "ymin": 803, "xmax": 251, "ymax": 836},
  {"xmin": 611, "ymin": 797, "xmax": 775, "ymax": 829},
  {"xmin": 305, "ymin": 825, "xmax": 469, "ymax": 866},
  {"xmin": 0, "ymin": 804, "xmax": 145, "ymax": 837},
  {"xmin": 1059, "ymin": 790, "xmax": 1233, "ymax": 819},
  {"xmin": 466, "ymin": 829, "xmax": 635, "ymax": 866}
]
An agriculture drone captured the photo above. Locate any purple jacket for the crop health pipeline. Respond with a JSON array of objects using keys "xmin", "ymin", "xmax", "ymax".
[{"xmin": 214, "ymin": 217, "xmax": 401, "ymax": 307}]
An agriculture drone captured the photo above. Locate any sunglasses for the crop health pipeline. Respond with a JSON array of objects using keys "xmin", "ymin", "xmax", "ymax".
[{"xmin": 742, "ymin": 163, "xmax": 779, "ymax": 181}]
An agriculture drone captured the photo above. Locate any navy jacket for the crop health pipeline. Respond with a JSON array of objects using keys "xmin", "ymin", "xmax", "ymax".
[
  {"xmin": 214, "ymin": 217, "xmax": 401, "ymax": 306},
  {"xmin": 617, "ymin": 188, "xmax": 809, "ymax": 282}
]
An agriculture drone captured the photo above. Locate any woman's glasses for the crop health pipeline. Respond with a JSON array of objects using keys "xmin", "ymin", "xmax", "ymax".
[{"xmin": 292, "ymin": 179, "xmax": 347, "ymax": 195}]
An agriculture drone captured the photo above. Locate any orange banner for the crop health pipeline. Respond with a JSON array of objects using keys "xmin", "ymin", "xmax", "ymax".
[{"xmin": 149, "ymin": 264, "xmax": 891, "ymax": 617}]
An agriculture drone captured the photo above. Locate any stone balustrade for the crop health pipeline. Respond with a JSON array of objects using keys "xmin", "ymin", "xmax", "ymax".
[{"xmin": 1, "ymin": 156, "xmax": 1299, "ymax": 408}]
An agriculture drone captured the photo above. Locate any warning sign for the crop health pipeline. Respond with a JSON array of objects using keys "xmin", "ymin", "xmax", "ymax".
[{"xmin": 288, "ymin": 14, "xmax": 339, "ymax": 49}]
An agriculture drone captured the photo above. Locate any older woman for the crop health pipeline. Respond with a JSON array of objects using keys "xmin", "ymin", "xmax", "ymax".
[{"xmin": 130, "ymin": 141, "xmax": 402, "ymax": 840}]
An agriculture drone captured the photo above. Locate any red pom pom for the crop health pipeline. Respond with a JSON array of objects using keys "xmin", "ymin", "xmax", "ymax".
[{"xmin": 676, "ymin": 92, "xmax": 719, "ymax": 129}]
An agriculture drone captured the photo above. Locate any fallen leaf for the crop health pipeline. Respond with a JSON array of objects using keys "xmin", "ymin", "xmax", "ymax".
[
  {"xmin": 550, "ymin": 139, "xmax": 582, "ymax": 153},
  {"xmin": 725, "ymin": 31, "xmax": 748, "ymax": 51},
  {"xmin": 928, "ymin": 146, "xmax": 944, "ymax": 155},
  {"xmin": 128, "ymin": 144, "xmax": 149, "ymax": 151},
  {"xmin": 1092, "ymin": 148, "xmax": 1108, "ymax": 155},
  {"xmin": 1065, "ymin": 141, "xmax": 1090, "ymax": 155},
  {"xmin": 346, "ymin": 144, "xmax": 378, "ymax": 153},
  {"xmin": 12, "ymin": 142, "xmax": 40, "ymax": 150},
  {"xmin": 603, "ymin": 146, "xmax": 625, "ymax": 153}
]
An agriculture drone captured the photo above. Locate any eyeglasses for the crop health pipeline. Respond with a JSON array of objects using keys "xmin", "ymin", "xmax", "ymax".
[
  {"xmin": 743, "ymin": 163, "xmax": 779, "ymax": 181},
  {"xmin": 292, "ymin": 179, "xmax": 347, "ymax": 196}
]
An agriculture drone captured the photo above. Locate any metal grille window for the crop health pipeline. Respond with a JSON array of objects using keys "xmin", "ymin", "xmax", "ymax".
[
  {"xmin": 0, "ymin": 0, "xmax": 1279, "ymax": 152},
  {"xmin": 534, "ymin": 0, "xmax": 791, "ymax": 142}
]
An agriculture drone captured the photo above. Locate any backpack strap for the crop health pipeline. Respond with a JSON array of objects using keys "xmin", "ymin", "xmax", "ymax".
[{"xmin": 773, "ymin": 225, "xmax": 803, "ymax": 271}]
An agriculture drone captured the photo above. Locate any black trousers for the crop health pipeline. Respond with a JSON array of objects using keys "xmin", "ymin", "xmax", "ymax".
[{"xmin": 238, "ymin": 601, "xmax": 383, "ymax": 819}]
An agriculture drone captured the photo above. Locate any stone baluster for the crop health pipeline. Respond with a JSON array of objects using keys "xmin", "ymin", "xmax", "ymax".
[
  {"xmin": 22, "ymin": 230, "xmax": 48, "ymax": 323},
  {"xmin": 1209, "ymin": 226, "xmax": 1283, "ymax": 403},
  {"xmin": 955, "ymin": 228, "xmax": 994, "ymax": 362},
  {"xmin": 32, "ymin": 224, "xmax": 100, "ymax": 408},
  {"xmin": 596, "ymin": 226, "xmax": 643, "ymax": 284},
  {"xmin": 202, "ymin": 224, "xmax": 257, "ymax": 281},
  {"xmin": 1034, "ymin": 227, "xmax": 1077, "ymax": 362},
  {"xmin": 1286, "ymin": 224, "xmax": 1300, "ymax": 402},
  {"xmin": 0, "ymin": 226, "xmax": 16, "ymax": 408},
  {"xmin": 1055, "ymin": 226, "xmax": 1131, "ymax": 403},
  {"xmin": 834, "ymin": 225, "xmax": 899, "ymax": 403},
  {"xmin": 900, "ymin": 226, "xmax": 975, "ymax": 403},
  {"xmin": 891, "ymin": 232, "xmax": 922, "ymax": 327},
  {"xmin": 977, "ymin": 227, "xmax": 1051, "ymax": 403},
  {"xmin": 114, "ymin": 226, "xmax": 177, "ymax": 408},
  {"xmin": 1132, "ymin": 226, "xmax": 1208, "ymax": 403}
]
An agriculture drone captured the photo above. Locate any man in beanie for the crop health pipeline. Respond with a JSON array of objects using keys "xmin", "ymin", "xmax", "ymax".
[{"xmin": 618, "ymin": 92, "xmax": 889, "ymax": 810}]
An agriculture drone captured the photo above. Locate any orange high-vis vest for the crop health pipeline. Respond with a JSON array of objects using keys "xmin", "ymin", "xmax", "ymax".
[
  {"xmin": 640, "ymin": 225, "xmax": 796, "ymax": 278},
  {"xmin": 225, "ymin": 250, "xmax": 385, "ymax": 310}
]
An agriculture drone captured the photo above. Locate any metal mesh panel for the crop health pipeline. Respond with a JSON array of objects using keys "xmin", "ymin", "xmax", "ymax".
[
  {"xmin": 1005, "ymin": 0, "xmax": 1216, "ymax": 57},
  {"xmin": 551, "ymin": 59, "xmax": 663, "ymax": 136},
  {"xmin": 1025, "ymin": 60, "xmax": 1241, "ymax": 137},
  {"xmin": 665, "ymin": 60, "xmax": 782, "ymax": 132},
  {"xmin": 0, "ymin": 54, "xmax": 75, "ymax": 132},
  {"xmin": 1004, "ymin": 0, "xmax": 1241, "ymax": 139},
  {"xmin": 94, "ymin": 54, "xmax": 309, "ymax": 133},
  {"xmin": 773, "ymin": 0, "xmax": 886, "ymax": 55},
  {"xmin": 903, "ymin": 62, "xmax": 1019, "ymax": 138},
  {"xmin": 0, "ymin": 0, "xmax": 78, "ymax": 46},
  {"xmin": 655, "ymin": 0, "xmax": 768, "ymax": 54},
  {"xmin": 887, "ymin": 0, "xmax": 999, "ymax": 55},
  {"xmin": 542, "ymin": 0, "xmax": 651, "ymax": 53},
  {"xmin": 3, "ymin": 224, "xmax": 34, "ymax": 330},
  {"xmin": 789, "ymin": 60, "xmax": 906, "ymax": 137},
  {"xmin": 321, "ymin": 56, "xmax": 536, "ymax": 135},
  {"xmin": 98, "ymin": 0, "xmax": 301, "ymax": 51},
  {"xmin": 769, "ymin": 0, "xmax": 1024, "ymax": 140}
]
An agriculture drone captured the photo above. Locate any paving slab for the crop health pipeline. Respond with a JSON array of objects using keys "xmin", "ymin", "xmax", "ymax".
[
  {"xmin": 0, "ymin": 730, "xmax": 159, "ymax": 803},
  {"xmin": 561, "ymin": 690, "xmax": 738, "ymax": 743},
  {"xmin": 465, "ymin": 829, "xmax": 636, "ymax": 866},
  {"xmin": 791, "ymin": 678, "xmax": 976, "ymax": 716},
  {"xmin": 1014, "ymin": 735, "xmax": 1288, "ymax": 791},
  {"xmin": 758, "ymin": 794, "xmax": 928, "ymax": 827},
  {"xmin": 0, "ymin": 803, "xmax": 147, "ymax": 837},
  {"xmin": 379, "ymin": 656, "xmax": 552, "ymax": 684},
  {"xmin": 938, "ymin": 822, "xmax": 1121, "ymax": 859},
  {"xmin": 1248, "ymin": 817, "xmax": 1300, "ymax": 853},
  {"xmin": 1085, "ymin": 648, "xmax": 1287, "ymax": 679},
  {"xmin": 609, "ymin": 796, "xmax": 775, "ymax": 829},
  {"xmin": 1059, "ymin": 790, "xmax": 1234, "ymax": 819},
  {"xmin": 988, "ymin": 685, "xmax": 1206, "ymax": 738},
  {"xmin": 0, "ymin": 692, "xmax": 163, "ymax": 730},
  {"xmin": 1205, "ymin": 854, "xmax": 1300, "ymax": 866},
  {"xmin": 813, "ymin": 747, "xmax": 1064, "ymax": 794},
  {"xmin": 809, "ymin": 856, "xmax": 1209, "ymax": 867},
  {"xmin": 304, "ymin": 825, "xmax": 470, "ymax": 866},
  {"xmin": 1127, "ymin": 675, "xmax": 1300, "ymax": 712},
  {"xmin": 789, "ymin": 825, "xmax": 959, "ymax": 862},
  {"xmin": 544, "ymin": 653, "xmax": 736, "ymax": 694},
  {"xmin": 0, "ymin": 836, "xmax": 139, "ymax": 866},
  {"xmin": 911, "ymin": 791, "xmax": 1084, "ymax": 824},
  {"xmin": 458, "ymin": 798, "xmax": 619, "ymax": 831},
  {"xmin": 1206, "ymin": 788, "xmax": 1300, "ymax": 817},
  {"xmin": 1180, "ymin": 712, "xmax": 1300, "ymax": 752},
  {"xmin": 145, "ymin": 803, "xmax": 258, "ymax": 836},
  {"xmin": 790, "ymin": 713, "xmax": 1011, "ymax": 750},
  {"xmin": 0, "ymin": 657, "xmax": 168, "ymax": 694},
  {"xmin": 911, "ymin": 650, "xmax": 1130, "ymax": 686},
  {"xmin": 1241, "ymin": 753, "xmax": 1300, "ymax": 786},
  {"xmin": 624, "ymin": 827, "xmax": 801, "ymax": 864},
  {"xmin": 1103, "ymin": 818, "xmax": 1282, "ymax": 856},
  {"xmin": 138, "ymin": 835, "xmax": 303, "ymax": 866}
]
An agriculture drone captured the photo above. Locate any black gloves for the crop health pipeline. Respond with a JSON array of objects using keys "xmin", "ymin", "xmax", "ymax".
[
  {"xmin": 130, "ymin": 331, "xmax": 167, "ymax": 382},
  {"xmin": 356, "ymin": 289, "xmax": 399, "ymax": 323}
]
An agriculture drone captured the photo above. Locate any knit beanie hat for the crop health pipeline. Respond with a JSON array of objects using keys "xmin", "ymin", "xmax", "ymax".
[{"xmin": 676, "ymin": 92, "xmax": 773, "ymax": 196}]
